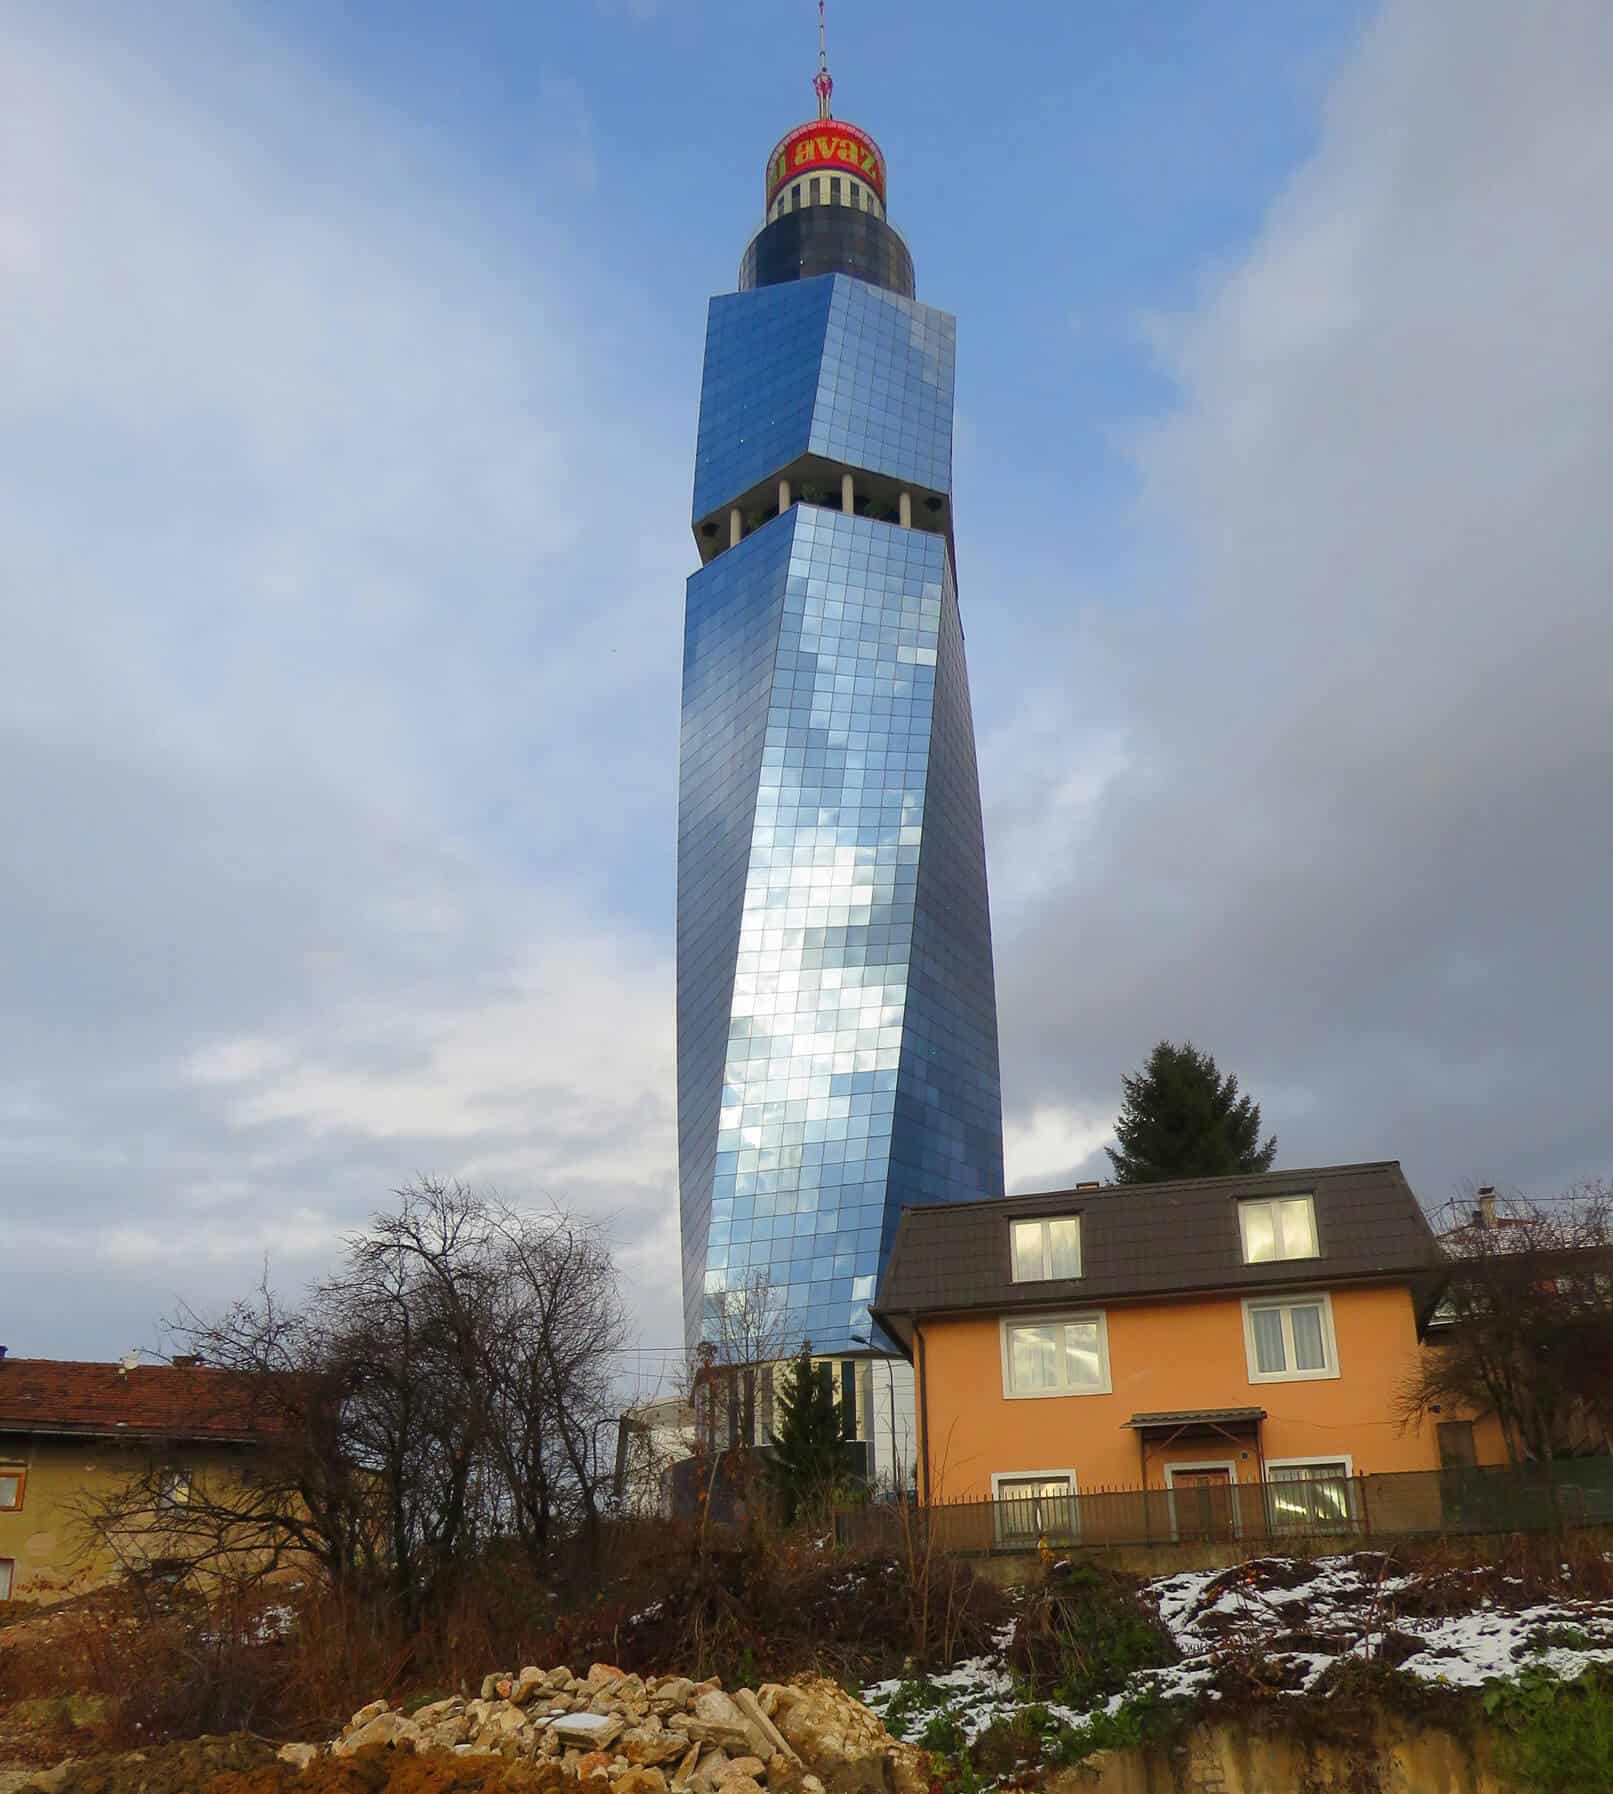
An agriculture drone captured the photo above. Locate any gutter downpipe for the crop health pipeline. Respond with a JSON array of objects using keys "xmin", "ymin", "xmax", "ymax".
[{"xmin": 914, "ymin": 1316, "xmax": 931, "ymax": 1506}]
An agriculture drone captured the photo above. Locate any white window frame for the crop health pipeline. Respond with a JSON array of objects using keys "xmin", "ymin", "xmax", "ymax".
[
  {"xmin": 1264, "ymin": 1455, "xmax": 1357, "ymax": 1534},
  {"xmin": 1237, "ymin": 1194, "xmax": 1319, "ymax": 1265},
  {"xmin": 156, "ymin": 1468, "xmax": 192, "ymax": 1511},
  {"xmin": 1163, "ymin": 1460, "xmax": 1240, "ymax": 1542},
  {"xmin": 990, "ymin": 1469, "xmax": 1080, "ymax": 1547},
  {"xmin": 0, "ymin": 1466, "xmax": 24, "ymax": 1512},
  {"xmin": 999, "ymin": 1311, "xmax": 1112, "ymax": 1400},
  {"xmin": 1241, "ymin": 1291, "xmax": 1340, "ymax": 1384},
  {"xmin": 1009, "ymin": 1214, "xmax": 1083, "ymax": 1283}
]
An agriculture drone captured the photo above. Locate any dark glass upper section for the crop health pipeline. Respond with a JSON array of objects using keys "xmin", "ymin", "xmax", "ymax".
[
  {"xmin": 740, "ymin": 208, "xmax": 915, "ymax": 301},
  {"xmin": 692, "ymin": 276, "xmax": 953, "ymax": 524}
]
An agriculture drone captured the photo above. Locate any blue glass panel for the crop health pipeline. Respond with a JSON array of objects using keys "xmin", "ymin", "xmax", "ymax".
[
  {"xmin": 692, "ymin": 281, "xmax": 834, "ymax": 524},
  {"xmin": 678, "ymin": 506, "xmax": 1002, "ymax": 1357}
]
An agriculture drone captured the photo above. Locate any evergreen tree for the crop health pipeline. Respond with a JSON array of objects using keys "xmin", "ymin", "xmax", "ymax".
[
  {"xmin": 767, "ymin": 1340, "xmax": 852, "ymax": 1524},
  {"xmin": 1105, "ymin": 1040, "xmax": 1277, "ymax": 1184}
]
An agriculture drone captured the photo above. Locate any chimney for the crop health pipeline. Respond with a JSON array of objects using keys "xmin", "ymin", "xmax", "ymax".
[
  {"xmin": 1475, "ymin": 1186, "xmax": 1497, "ymax": 1229},
  {"xmin": 172, "ymin": 1355, "xmax": 202, "ymax": 1369}
]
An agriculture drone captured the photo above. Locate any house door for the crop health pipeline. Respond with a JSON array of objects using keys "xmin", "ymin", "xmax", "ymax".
[{"xmin": 1168, "ymin": 1465, "xmax": 1236, "ymax": 1541}]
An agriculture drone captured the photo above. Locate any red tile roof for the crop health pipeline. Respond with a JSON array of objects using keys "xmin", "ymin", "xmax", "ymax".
[{"xmin": 0, "ymin": 1358, "xmax": 286, "ymax": 1443}]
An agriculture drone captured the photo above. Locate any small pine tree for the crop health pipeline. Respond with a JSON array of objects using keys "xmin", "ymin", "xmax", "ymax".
[
  {"xmin": 1106, "ymin": 1040, "xmax": 1277, "ymax": 1185},
  {"xmin": 767, "ymin": 1341, "xmax": 852, "ymax": 1525}
]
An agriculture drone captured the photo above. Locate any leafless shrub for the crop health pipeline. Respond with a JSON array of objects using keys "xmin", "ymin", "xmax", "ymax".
[{"xmin": 1400, "ymin": 1180, "xmax": 1613, "ymax": 1465}]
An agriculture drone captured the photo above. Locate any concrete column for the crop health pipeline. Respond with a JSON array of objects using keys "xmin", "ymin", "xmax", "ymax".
[
  {"xmin": 729, "ymin": 506, "xmax": 742, "ymax": 548},
  {"xmin": 778, "ymin": 478, "xmax": 792, "ymax": 513},
  {"xmin": 899, "ymin": 490, "xmax": 913, "ymax": 529},
  {"xmin": 841, "ymin": 471, "xmax": 855, "ymax": 515}
]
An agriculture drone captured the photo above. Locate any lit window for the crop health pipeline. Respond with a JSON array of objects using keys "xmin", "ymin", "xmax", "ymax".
[
  {"xmin": 1010, "ymin": 1216, "xmax": 1081, "ymax": 1282},
  {"xmin": 1001, "ymin": 1313, "xmax": 1110, "ymax": 1398},
  {"xmin": 992, "ymin": 1471, "xmax": 1077, "ymax": 1545},
  {"xmin": 0, "ymin": 1468, "xmax": 22, "ymax": 1511},
  {"xmin": 1243, "ymin": 1294, "xmax": 1338, "ymax": 1383},
  {"xmin": 1238, "ymin": 1195, "xmax": 1318, "ymax": 1263},
  {"xmin": 1267, "ymin": 1460, "xmax": 1353, "ymax": 1533},
  {"xmin": 156, "ymin": 1469, "xmax": 191, "ymax": 1510}
]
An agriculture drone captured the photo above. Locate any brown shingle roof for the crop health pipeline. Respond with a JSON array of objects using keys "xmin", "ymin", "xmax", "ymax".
[
  {"xmin": 0, "ymin": 1358, "xmax": 285, "ymax": 1443},
  {"xmin": 872, "ymin": 1161, "xmax": 1446, "ymax": 1352}
]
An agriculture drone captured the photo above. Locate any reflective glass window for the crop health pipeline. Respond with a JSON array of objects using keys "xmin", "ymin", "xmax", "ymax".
[
  {"xmin": 1003, "ymin": 1315, "xmax": 1108, "ymax": 1396},
  {"xmin": 1244, "ymin": 1297, "xmax": 1337, "ymax": 1382},
  {"xmin": 1238, "ymin": 1196, "xmax": 1317, "ymax": 1263},
  {"xmin": 1011, "ymin": 1216, "xmax": 1081, "ymax": 1281},
  {"xmin": 1268, "ymin": 1462, "xmax": 1353, "ymax": 1534}
]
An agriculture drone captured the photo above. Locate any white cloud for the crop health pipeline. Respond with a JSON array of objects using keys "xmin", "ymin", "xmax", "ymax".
[
  {"xmin": 1004, "ymin": 1106, "xmax": 1116, "ymax": 1193},
  {"xmin": 0, "ymin": 2, "xmax": 688, "ymax": 1362}
]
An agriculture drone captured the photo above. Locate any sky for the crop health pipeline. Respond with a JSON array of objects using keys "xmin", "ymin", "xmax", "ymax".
[{"xmin": 4, "ymin": 0, "xmax": 1612, "ymax": 1398}]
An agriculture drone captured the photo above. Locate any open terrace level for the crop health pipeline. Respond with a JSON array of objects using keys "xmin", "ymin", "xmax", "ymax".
[{"xmin": 693, "ymin": 452, "xmax": 950, "ymax": 564}]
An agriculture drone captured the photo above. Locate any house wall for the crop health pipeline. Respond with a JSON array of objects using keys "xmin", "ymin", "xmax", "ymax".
[
  {"xmin": 1411, "ymin": 1348, "xmax": 1527, "ymax": 1470},
  {"xmin": 0, "ymin": 1434, "xmax": 258, "ymax": 1601},
  {"xmin": 915, "ymin": 1283, "xmax": 1441, "ymax": 1502}
]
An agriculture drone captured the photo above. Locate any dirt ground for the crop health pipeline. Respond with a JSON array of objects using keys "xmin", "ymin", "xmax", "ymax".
[{"xmin": 2, "ymin": 1737, "xmax": 569, "ymax": 1794}]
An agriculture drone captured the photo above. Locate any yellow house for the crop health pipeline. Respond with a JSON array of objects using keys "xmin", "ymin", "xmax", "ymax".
[
  {"xmin": 871, "ymin": 1162, "xmax": 1463, "ymax": 1545},
  {"xmin": 0, "ymin": 1353, "xmax": 283, "ymax": 1601}
]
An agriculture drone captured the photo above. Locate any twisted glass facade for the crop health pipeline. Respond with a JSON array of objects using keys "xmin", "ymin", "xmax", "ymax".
[{"xmin": 678, "ymin": 247, "xmax": 1003, "ymax": 1359}]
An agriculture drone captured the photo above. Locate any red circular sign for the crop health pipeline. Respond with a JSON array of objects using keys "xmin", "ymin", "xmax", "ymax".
[{"xmin": 766, "ymin": 120, "xmax": 887, "ymax": 209}]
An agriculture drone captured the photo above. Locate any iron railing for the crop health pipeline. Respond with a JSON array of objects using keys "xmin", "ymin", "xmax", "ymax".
[{"xmin": 833, "ymin": 1458, "xmax": 1613, "ymax": 1554}]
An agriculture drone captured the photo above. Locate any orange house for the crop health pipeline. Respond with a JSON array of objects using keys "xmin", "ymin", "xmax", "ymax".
[{"xmin": 871, "ymin": 1162, "xmax": 1454, "ymax": 1539}]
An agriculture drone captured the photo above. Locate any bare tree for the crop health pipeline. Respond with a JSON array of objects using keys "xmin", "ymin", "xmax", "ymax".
[
  {"xmin": 71, "ymin": 1180, "xmax": 633, "ymax": 1612},
  {"xmin": 1401, "ymin": 1181, "xmax": 1613, "ymax": 1464},
  {"xmin": 326, "ymin": 1180, "xmax": 502, "ymax": 1617},
  {"xmin": 691, "ymin": 1270, "xmax": 792, "ymax": 1451},
  {"xmin": 482, "ymin": 1205, "xmax": 629, "ymax": 1570}
]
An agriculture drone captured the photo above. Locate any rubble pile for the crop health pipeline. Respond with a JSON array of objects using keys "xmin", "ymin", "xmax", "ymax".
[{"xmin": 291, "ymin": 1665, "xmax": 929, "ymax": 1794}]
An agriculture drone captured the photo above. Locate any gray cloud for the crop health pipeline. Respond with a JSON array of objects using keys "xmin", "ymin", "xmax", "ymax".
[{"xmin": 988, "ymin": 0, "xmax": 1613, "ymax": 1206}]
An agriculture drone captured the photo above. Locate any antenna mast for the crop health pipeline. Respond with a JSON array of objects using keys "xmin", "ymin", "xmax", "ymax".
[{"xmin": 814, "ymin": 0, "xmax": 834, "ymax": 120}]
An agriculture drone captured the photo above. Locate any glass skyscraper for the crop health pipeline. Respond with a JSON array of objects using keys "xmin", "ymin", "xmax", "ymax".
[{"xmin": 677, "ymin": 92, "xmax": 1003, "ymax": 1359}]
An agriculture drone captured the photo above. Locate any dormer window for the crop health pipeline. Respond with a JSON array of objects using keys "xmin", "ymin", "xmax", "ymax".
[
  {"xmin": 1011, "ymin": 1215, "xmax": 1081, "ymax": 1282},
  {"xmin": 1239, "ymin": 1195, "xmax": 1318, "ymax": 1264}
]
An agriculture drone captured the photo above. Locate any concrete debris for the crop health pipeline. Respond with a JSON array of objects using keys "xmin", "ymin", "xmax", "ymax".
[{"xmin": 310, "ymin": 1664, "xmax": 925, "ymax": 1794}]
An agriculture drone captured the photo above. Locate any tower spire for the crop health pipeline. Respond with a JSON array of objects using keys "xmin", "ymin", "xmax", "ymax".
[{"xmin": 814, "ymin": 0, "xmax": 834, "ymax": 120}]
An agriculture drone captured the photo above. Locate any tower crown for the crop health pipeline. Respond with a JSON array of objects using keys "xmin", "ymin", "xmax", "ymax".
[
  {"xmin": 764, "ymin": 119, "xmax": 888, "ymax": 223},
  {"xmin": 737, "ymin": 2, "xmax": 909, "ymax": 297}
]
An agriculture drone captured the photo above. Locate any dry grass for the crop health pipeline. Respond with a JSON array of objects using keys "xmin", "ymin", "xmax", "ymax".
[{"xmin": 0, "ymin": 1521, "xmax": 1007, "ymax": 1758}]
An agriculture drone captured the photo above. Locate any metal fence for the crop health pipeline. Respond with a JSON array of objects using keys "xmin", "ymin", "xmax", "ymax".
[{"xmin": 833, "ymin": 1458, "xmax": 1613, "ymax": 1555}]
